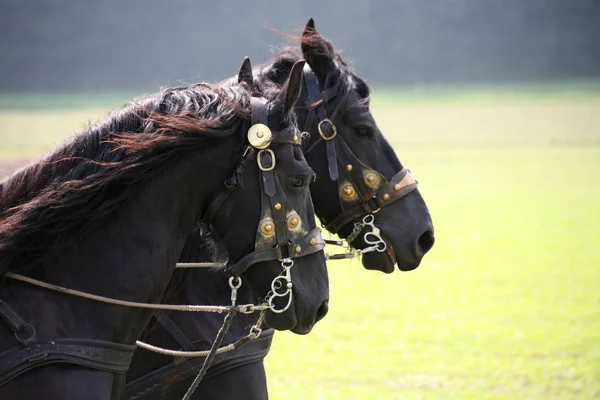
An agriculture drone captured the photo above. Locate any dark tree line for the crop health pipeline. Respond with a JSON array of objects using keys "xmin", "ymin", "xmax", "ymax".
[{"xmin": 1, "ymin": 0, "xmax": 599, "ymax": 92}]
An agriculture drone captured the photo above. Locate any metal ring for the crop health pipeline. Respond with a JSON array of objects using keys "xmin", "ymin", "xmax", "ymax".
[
  {"xmin": 318, "ymin": 119, "xmax": 337, "ymax": 141},
  {"xmin": 257, "ymin": 149, "xmax": 276, "ymax": 172},
  {"xmin": 14, "ymin": 323, "xmax": 36, "ymax": 346},
  {"xmin": 229, "ymin": 276, "xmax": 242, "ymax": 290}
]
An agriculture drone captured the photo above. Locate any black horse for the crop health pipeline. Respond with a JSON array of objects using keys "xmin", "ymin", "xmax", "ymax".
[
  {"xmin": 0, "ymin": 60, "xmax": 330, "ymax": 399},
  {"xmin": 125, "ymin": 19, "xmax": 435, "ymax": 400}
]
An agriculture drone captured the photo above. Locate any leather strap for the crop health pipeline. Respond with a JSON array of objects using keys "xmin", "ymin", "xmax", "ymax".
[
  {"xmin": 228, "ymin": 228, "xmax": 324, "ymax": 277},
  {"xmin": 0, "ymin": 297, "xmax": 37, "ymax": 346},
  {"xmin": 201, "ymin": 148, "xmax": 255, "ymax": 226},
  {"xmin": 325, "ymin": 167, "xmax": 418, "ymax": 233},
  {"xmin": 303, "ymin": 66, "xmax": 338, "ymax": 180},
  {"xmin": 125, "ymin": 329, "xmax": 274, "ymax": 400},
  {"xmin": 0, "ymin": 338, "xmax": 135, "ymax": 387},
  {"xmin": 154, "ymin": 311, "xmax": 196, "ymax": 352},
  {"xmin": 250, "ymin": 97, "xmax": 268, "ymax": 126}
]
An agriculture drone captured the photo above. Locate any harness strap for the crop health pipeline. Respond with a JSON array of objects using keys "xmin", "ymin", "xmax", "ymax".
[
  {"xmin": 303, "ymin": 66, "xmax": 338, "ymax": 180},
  {"xmin": 125, "ymin": 329, "xmax": 274, "ymax": 400},
  {"xmin": 153, "ymin": 311, "xmax": 196, "ymax": 352},
  {"xmin": 201, "ymin": 148, "xmax": 255, "ymax": 225},
  {"xmin": 0, "ymin": 298, "xmax": 37, "ymax": 346},
  {"xmin": 0, "ymin": 338, "xmax": 135, "ymax": 387},
  {"xmin": 228, "ymin": 227, "xmax": 324, "ymax": 277},
  {"xmin": 325, "ymin": 167, "xmax": 418, "ymax": 233},
  {"xmin": 182, "ymin": 311, "xmax": 235, "ymax": 400}
]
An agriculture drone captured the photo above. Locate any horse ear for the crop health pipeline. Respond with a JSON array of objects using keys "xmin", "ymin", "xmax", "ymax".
[
  {"xmin": 277, "ymin": 60, "xmax": 305, "ymax": 116},
  {"xmin": 301, "ymin": 18, "xmax": 336, "ymax": 84},
  {"xmin": 237, "ymin": 57, "xmax": 253, "ymax": 87}
]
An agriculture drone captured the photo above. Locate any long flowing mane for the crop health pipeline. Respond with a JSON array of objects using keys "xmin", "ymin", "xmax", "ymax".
[{"xmin": 0, "ymin": 83, "xmax": 252, "ymax": 274}]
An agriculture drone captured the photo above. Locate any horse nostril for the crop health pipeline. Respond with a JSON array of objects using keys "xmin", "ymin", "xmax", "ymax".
[
  {"xmin": 315, "ymin": 300, "xmax": 329, "ymax": 322},
  {"xmin": 417, "ymin": 230, "xmax": 435, "ymax": 255}
]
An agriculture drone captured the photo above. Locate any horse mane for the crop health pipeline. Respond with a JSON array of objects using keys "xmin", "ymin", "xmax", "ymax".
[
  {"xmin": 250, "ymin": 32, "xmax": 371, "ymax": 121},
  {"xmin": 0, "ymin": 82, "xmax": 254, "ymax": 274}
]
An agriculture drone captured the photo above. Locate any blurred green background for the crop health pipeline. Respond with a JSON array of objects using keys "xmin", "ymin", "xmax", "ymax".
[
  {"xmin": 1, "ymin": 87, "xmax": 598, "ymax": 399},
  {"xmin": 1, "ymin": 2, "xmax": 599, "ymax": 399}
]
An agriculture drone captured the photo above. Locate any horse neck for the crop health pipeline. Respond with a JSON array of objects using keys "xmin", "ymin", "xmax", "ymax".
[{"xmin": 3, "ymin": 140, "xmax": 236, "ymax": 346}]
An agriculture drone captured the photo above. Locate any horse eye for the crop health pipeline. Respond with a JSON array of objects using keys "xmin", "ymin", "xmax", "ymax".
[
  {"xmin": 355, "ymin": 126, "xmax": 371, "ymax": 137},
  {"xmin": 292, "ymin": 177, "xmax": 305, "ymax": 188}
]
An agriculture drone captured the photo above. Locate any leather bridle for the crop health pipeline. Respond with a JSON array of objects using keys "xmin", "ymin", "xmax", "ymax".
[
  {"xmin": 201, "ymin": 95, "xmax": 325, "ymax": 313},
  {"xmin": 301, "ymin": 65, "xmax": 419, "ymax": 261}
]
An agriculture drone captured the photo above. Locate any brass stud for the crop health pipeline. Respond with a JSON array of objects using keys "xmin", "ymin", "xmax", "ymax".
[
  {"xmin": 341, "ymin": 185, "xmax": 356, "ymax": 200},
  {"xmin": 248, "ymin": 123, "xmax": 272, "ymax": 149},
  {"xmin": 274, "ymin": 203, "xmax": 282, "ymax": 211},
  {"xmin": 382, "ymin": 193, "xmax": 390, "ymax": 201},
  {"xmin": 394, "ymin": 183, "xmax": 401, "ymax": 192},
  {"xmin": 295, "ymin": 245, "xmax": 302, "ymax": 254},
  {"xmin": 260, "ymin": 219, "xmax": 275, "ymax": 236},
  {"xmin": 289, "ymin": 217, "xmax": 299, "ymax": 228},
  {"xmin": 309, "ymin": 238, "xmax": 317, "ymax": 246},
  {"xmin": 346, "ymin": 164, "xmax": 353, "ymax": 172},
  {"xmin": 364, "ymin": 172, "xmax": 379, "ymax": 187}
]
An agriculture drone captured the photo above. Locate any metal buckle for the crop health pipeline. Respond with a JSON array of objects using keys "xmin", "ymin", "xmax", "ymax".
[
  {"xmin": 318, "ymin": 119, "xmax": 337, "ymax": 141},
  {"xmin": 14, "ymin": 323, "xmax": 36, "ymax": 346},
  {"xmin": 257, "ymin": 149, "xmax": 276, "ymax": 171}
]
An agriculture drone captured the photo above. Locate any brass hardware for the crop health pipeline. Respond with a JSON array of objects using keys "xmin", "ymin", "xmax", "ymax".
[
  {"xmin": 288, "ymin": 217, "xmax": 300, "ymax": 229},
  {"xmin": 309, "ymin": 238, "xmax": 317, "ymax": 246},
  {"xmin": 274, "ymin": 203, "xmax": 282, "ymax": 211},
  {"xmin": 257, "ymin": 149, "xmax": 276, "ymax": 172},
  {"xmin": 295, "ymin": 246, "xmax": 302, "ymax": 254},
  {"xmin": 248, "ymin": 123, "xmax": 272, "ymax": 149},
  {"xmin": 394, "ymin": 183, "xmax": 401, "ymax": 191},
  {"xmin": 317, "ymin": 119, "xmax": 337, "ymax": 140},
  {"xmin": 341, "ymin": 185, "xmax": 357, "ymax": 200},
  {"xmin": 346, "ymin": 164, "xmax": 353, "ymax": 172},
  {"xmin": 287, "ymin": 212, "xmax": 301, "ymax": 230},
  {"xmin": 260, "ymin": 219, "xmax": 275, "ymax": 236},
  {"xmin": 382, "ymin": 193, "xmax": 390, "ymax": 201},
  {"xmin": 364, "ymin": 172, "xmax": 379, "ymax": 187}
]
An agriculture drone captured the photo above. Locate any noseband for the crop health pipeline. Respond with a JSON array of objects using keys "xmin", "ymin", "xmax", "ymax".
[{"xmin": 301, "ymin": 65, "xmax": 419, "ymax": 260}]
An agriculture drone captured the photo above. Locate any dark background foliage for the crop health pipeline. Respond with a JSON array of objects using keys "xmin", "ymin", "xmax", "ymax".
[{"xmin": 1, "ymin": 0, "xmax": 599, "ymax": 92}]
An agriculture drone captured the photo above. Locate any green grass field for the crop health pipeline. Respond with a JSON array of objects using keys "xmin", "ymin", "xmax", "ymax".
[{"xmin": 1, "ymin": 85, "xmax": 599, "ymax": 399}]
